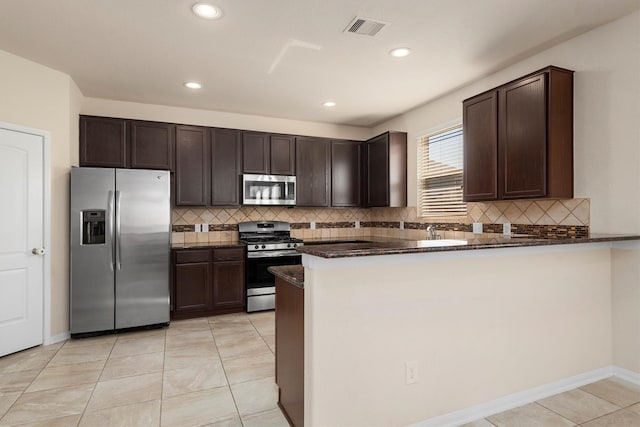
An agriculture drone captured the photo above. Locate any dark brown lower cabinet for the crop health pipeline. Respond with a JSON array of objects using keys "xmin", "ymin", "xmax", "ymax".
[
  {"xmin": 275, "ymin": 276, "xmax": 304, "ymax": 427},
  {"xmin": 172, "ymin": 247, "xmax": 245, "ymax": 319}
]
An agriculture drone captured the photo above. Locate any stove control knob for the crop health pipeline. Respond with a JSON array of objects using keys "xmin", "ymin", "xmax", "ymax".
[
  {"xmin": 287, "ymin": 243, "xmax": 291, "ymax": 248},
  {"xmin": 261, "ymin": 245, "xmax": 266, "ymax": 249},
  {"xmin": 293, "ymin": 243, "xmax": 297, "ymax": 248},
  {"xmin": 254, "ymin": 245, "xmax": 259, "ymax": 250}
]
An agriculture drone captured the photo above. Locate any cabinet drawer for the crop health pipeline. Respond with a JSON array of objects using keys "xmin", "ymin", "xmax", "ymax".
[
  {"xmin": 175, "ymin": 249, "xmax": 210, "ymax": 264},
  {"xmin": 213, "ymin": 247, "xmax": 245, "ymax": 262}
]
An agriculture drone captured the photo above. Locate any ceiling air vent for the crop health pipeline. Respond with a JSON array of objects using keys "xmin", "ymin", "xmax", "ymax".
[{"xmin": 344, "ymin": 16, "xmax": 389, "ymax": 37}]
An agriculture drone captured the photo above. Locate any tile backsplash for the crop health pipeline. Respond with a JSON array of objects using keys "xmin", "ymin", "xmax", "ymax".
[{"xmin": 171, "ymin": 199, "xmax": 590, "ymax": 244}]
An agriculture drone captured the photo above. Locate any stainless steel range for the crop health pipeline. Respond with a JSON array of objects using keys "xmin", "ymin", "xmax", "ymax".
[{"xmin": 239, "ymin": 221, "xmax": 303, "ymax": 312}]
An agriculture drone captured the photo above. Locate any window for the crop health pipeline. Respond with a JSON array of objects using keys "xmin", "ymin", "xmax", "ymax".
[{"xmin": 418, "ymin": 124, "xmax": 466, "ymax": 217}]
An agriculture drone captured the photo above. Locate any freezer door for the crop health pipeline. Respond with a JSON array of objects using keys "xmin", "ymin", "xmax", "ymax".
[
  {"xmin": 115, "ymin": 169, "xmax": 170, "ymax": 329},
  {"xmin": 70, "ymin": 167, "xmax": 116, "ymax": 334}
]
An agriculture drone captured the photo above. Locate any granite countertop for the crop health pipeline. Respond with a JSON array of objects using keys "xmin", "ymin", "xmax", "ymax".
[
  {"xmin": 297, "ymin": 234, "xmax": 640, "ymax": 259},
  {"xmin": 268, "ymin": 265, "xmax": 304, "ymax": 288},
  {"xmin": 171, "ymin": 240, "xmax": 245, "ymax": 250}
]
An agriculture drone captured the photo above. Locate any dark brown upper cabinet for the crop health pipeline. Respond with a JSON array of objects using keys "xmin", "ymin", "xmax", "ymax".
[
  {"xmin": 210, "ymin": 128, "xmax": 241, "ymax": 206},
  {"xmin": 80, "ymin": 116, "xmax": 174, "ymax": 171},
  {"xmin": 463, "ymin": 92, "xmax": 498, "ymax": 201},
  {"xmin": 80, "ymin": 116, "xmax": 128, "ymax": 168},
  {"xmin": 364, "ymin": 131, "xmax": 407, "ymax": 207},
  {"xmin": 242, "ymin": 132, "xmax": 270, "ymax": 174},
  {"xmin": 242, "ymin": 132, "xmax": 296, "ymax": 175},
  {"xmin": 296, "ymin": 137, "xmax": 331, "ymax": 207},
  {"xmin": 331, "ymin": 140, "xmax": 362, "ymax": 207},
  {"xmin": 175, "ymin": 125, "xmax": 208, "ymax": 206},
  {"xmin": 463, "ymin": 66, "xmax": 574, "ymax": 202},
  {"xmin": 270, "ymin": 135, "xmax": 296, "ymax": 175},
  {"xmin": 129, "ymin": 121, "xmax": 175, "ymax": 171}
]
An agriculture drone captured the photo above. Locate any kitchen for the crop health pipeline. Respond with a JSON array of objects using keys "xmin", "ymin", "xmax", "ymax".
[{"xmin": 1, "ymin": 1, "xmax": 640, "ymax": 426}]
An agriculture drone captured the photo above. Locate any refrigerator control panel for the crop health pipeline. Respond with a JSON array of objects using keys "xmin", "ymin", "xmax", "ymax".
[{"xmin": 82, "ymin": 210, "xmax": 105, "ymax": 245}]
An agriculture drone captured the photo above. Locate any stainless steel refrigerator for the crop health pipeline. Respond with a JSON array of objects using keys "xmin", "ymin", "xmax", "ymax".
[{"xmin": 70, "ymin": 167, "xmax": 170, "ymax": 335}]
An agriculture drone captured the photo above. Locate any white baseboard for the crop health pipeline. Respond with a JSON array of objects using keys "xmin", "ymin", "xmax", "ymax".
[
  {"xmin": 44, "ymin": 331, "xmax": 70, "ymax": 345},
  {"xmin": 613, "ymin": 366, "xmax": 640, "ymax": 385},
  {"xmin": 409, "ymin": 366, "xmax": 616, "ymax": 427}
]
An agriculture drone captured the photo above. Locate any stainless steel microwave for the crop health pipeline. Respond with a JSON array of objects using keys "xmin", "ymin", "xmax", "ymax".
[{"xmin": 242, "ymin": 174, "xmax": 296, "ymax": 206}]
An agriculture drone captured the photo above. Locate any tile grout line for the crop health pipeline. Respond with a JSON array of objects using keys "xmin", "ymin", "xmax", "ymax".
[
  {"xmin": 75, "ymin": 334, "xmax": 117, "ymax": 426},
  {"xmin": 210, "ymin": 320, "xmax": 246, "ymax": 426},
  {"xmin": 0, "ymin": 341, "xmax": 66, "ymax": 424},
  {"xmin": 159, "ymin": 327, "xmax": 167, "ymax": 427}
]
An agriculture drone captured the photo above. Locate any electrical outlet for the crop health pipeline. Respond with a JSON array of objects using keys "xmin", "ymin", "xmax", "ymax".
[
  {"xmin": 355, "ymin": 220, "xmax": 360, "ymax": 229},
  {"xmin": 194, "ymin": 224, "xmax": 201, "ymax": 233},
  {"xmin": 310, "ymin": 221, "xmax": 316, "ymax": 230},
  {"xmin": 400, "ymin": 221, "xmax": 405, "ymax": 230},
  {"xmin": 503, "ymin": 223, "xmax": 511, "ymax": 236},
  {"xmin": 472, "ymin": 222, "xmax": 483, "ymax": 234},
  {"xmin": 202, "ymin": 223, "xmax": 209, "ymax": 232},
  {"xmin": 405, "ymin": 361, "xmax": 418, "ymax": 384}
]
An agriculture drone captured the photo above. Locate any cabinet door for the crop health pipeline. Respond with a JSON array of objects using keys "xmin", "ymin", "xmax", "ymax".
[
  {"xmin": 365, "ymin": 134, "xmax": 389, "ymax": 207},
  {"xmin": 129, "ymin": 121, "xmax": 174, "ymax": 171},
  {"xmin": 296, "ymin": 137, "xmax": 331, "ymax": 207},
  {"xmin": 175, "ymin": 126, "xmax": 208, "ymax": 205},
  {"xmin": 463, "ymin": 92, "xmax": 498, "ymax": 201},
  {"xmin": 331, "ymin": 140, "xmax": 361, "ymax": 207},
  {"xmin": 242, "ymin": 132, "xmax": 270, "ymax": 174},
  {"xmin": 270, "ymin": 135, "xmax": 296, "ymax": 175},
  {"xmin": 174, "ymin": 262, "xmax": 211, "ymax": 314},
  {"xmin": 499, "ymin": 73, "xmax": 547, "ymax": 199},
  {"xmin": 80, "ymin": 116, "xmax": 127, "ymax": 168},
  {"xmin": 212, "ymin": 260, "xmax": 245, "ymax": 310},
  {"xmin": 211, "ymin": 128, "xmax": 241, "ymax": 206}
]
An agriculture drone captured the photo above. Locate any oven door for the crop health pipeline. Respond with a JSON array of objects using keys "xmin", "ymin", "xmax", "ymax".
[{"xmin": 246, "ymin": 252, "xmax": 302, "ymax": 294}]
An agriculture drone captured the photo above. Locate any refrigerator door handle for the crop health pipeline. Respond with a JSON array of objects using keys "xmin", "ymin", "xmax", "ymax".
[
  {"xmin": 115, "ymin": 190, "xmax": 122, "ymax": 270},
  {"xmin": 108, "ymin": 190, "xmax": 115, "ymax": 271}
]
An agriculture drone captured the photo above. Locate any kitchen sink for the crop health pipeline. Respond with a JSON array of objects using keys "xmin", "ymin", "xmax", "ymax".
[{"xmin": 415, "ymin": 239, "xmax": 468, "ymax": 247}]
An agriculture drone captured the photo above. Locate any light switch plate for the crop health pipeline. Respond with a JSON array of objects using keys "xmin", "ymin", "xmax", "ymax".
[
  {"xmin": 202, "ymin": 223, "xmax": 209, "ymax": 232},
  {"xmin": 473, "ymin": 223, "xmax": 483, "ymax": 234},
  {"xmin": 503, "ymin": 223, "xmax": 511, "ymax": 236},
  {"xmin": 400, "ymin": 221, "xmax": 404, "ymax": 230},
  {"xmin": 310, "ymin": 221, "xmax": 316, "ymax": 230},
  {"xmin": 355, "ymin": 220, "xmax": 360, "ymax": 229},
  {"xmin": 194, "ymin": 224, "xmax": 201, "ymax": 233}
]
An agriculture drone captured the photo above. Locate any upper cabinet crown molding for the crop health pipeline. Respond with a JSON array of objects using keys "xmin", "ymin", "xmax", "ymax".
[{"xmin": 463, "ymin": 66, "xmax": 574, "ymax": 202}]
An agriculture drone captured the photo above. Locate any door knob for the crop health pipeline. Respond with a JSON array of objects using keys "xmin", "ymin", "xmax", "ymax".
[{"xmin": 32, "ymin": 248, "xmax": 46, "ymax": 256}]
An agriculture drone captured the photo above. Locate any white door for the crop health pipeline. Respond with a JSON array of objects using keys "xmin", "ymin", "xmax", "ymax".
[{"xmin": 0, "ymin": 124, "xmax": 45, "ymax": 357}]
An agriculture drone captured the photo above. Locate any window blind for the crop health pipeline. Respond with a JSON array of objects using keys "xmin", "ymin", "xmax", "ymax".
[{"xmin": 418, "ymin": 125, "xmax": 466, "ymax": 217}]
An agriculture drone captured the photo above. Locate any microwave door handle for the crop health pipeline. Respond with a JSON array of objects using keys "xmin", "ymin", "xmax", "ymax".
[{"xmin": 115, "ymin": 190, "xmax": 122, "ymax": 270}]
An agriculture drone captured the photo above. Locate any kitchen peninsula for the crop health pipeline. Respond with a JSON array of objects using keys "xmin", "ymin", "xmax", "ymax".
[{"xmin": 273, "ymin": 234, "xmax": 640, "ymax": 427}]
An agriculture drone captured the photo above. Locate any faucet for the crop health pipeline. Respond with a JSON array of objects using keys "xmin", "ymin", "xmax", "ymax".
[{"xmin": 426, "ymin": 225, "xmax": 436, "ymax": 240}]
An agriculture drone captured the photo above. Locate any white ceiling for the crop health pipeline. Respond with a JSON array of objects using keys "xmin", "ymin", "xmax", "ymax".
[{"xmin": 1, "ymin": 0, "xmax": 639, "ymax": 127}]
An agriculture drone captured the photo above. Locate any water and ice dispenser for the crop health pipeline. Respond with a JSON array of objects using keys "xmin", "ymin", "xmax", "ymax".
[{"xmin": 82, "ymin": 210, "xmax": 106, "ymax": 245}]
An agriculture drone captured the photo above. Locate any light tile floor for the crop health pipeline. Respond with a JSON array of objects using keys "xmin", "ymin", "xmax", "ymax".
[
  {"xmin": 461, "ymin": 376, "xmax": 640, "ymax": 427},
  {"xmin": 3, "ymin": 312, "xmax": 640, "ymax": 427},
  {"xmin": 0, "ymin": 311, "xmax": 288, "ymax": 427}
]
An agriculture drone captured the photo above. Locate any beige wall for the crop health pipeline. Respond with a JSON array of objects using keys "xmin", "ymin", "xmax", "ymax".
[
  {"xmin": 611, "ymin": 245, "xmax": 640, "ymax": 373},
  {"xmin": 0, "ymin": 49, "xmax": 80, "ymax": 336},
  {"xmin": 82, "ymin": 97, "xmax": 371, "ymax": 141},
  {"xmin": 374, "ymin": 10, "xmax": 640, "ymax": 234},
  {"xmin": 303, "ymin": 245, "xmax": 613, "ymax": 426}
]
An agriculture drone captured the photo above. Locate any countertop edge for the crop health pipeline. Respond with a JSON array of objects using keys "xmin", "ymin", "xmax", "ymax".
[
  {"xmin": 268, "ymin": 265, "xmax": 304, "ymax": 288},
  {"xmin": 296, "ymin": 235, "xmax": 640, "ymax": 259}
]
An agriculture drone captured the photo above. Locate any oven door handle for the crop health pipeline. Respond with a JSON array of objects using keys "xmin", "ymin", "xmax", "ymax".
[{"xmin": 247, "ymin": 250, "xmax": 302, "ymax": 259}]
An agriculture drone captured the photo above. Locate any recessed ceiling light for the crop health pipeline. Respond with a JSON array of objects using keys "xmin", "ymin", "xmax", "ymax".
[
  {"xmin": 322, "ymin": 101, "xmax": 336, "ymax": 108},
  {"xmin": 192, "ymin": 3, "xmax": 222, "ymax": 19},
  {"xmin": 389, "ymin": 47, "xmax": 411, "ymax": 58},
  {"xmin": 184, "ymin": 82, "xmax": 202, "ymax": 89}
]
